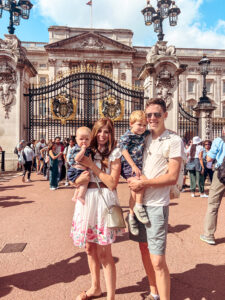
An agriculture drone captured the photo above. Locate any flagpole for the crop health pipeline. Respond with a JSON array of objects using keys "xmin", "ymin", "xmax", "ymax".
[{"xmin": 91, "ymin": 1, "xmax": 93, "ymax": 28}]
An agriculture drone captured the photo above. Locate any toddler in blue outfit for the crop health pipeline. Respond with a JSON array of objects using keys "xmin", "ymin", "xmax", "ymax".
[
  {"xmin": 119, "ymin": 110, "xmax": 150, "ymax": 236},
  {"xmin": 68, "ymin": 127, "xmax": 92, "ymax": 204}
]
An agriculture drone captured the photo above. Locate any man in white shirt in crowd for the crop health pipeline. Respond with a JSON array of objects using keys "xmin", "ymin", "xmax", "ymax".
[
  {"xmin": 54, "ymin": 136, "xmax": 64, "ymax": 183},
  {"xmin": 63, "ymin": 138, "xmax": 75, "ymax": 186},
  {"xmin": 16, "ymin": 140, "xmax": 25, "ymax": 171},
  {"xmin": 22, "ymin": 142, "xmax": 35, "ymax": 182},
  {"xmin": 128, "ymin": 98, "xmax": 183, "ymax": 300}
]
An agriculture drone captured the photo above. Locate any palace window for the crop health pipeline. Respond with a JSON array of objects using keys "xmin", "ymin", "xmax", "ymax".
[
  {"xmin": 39, "ymin": 64, "xmax": 47, "ymax": 69},
  {"xmin": 135, "ymin": 80, "xmax": 141, "ymax": 87},
  {"xmin": 223, "ymin": 81, "xmax": 225, "ymax": 94},
  {"xmin": 39, "ymin": 76, "xmax": 47, "ymax": 85},
  {"xmin": 206, "ymin": 81, "xmax": 212, "ymax": 94},
  {"xmin": 121, "ymin": 73, "xmax": 126, "ymax": 81},
  {"xmin": 188, "ymin": 80, "xmax": 195, "ymax": 93},
  {"xmin": 222, "ymin": 104, "xmax": 225, "ymax": 118}
]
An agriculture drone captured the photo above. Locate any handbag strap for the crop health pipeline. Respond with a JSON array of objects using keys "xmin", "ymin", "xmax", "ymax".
[{"xmin": 93, "ymin": 174, "xmax": 110, "ymax": 211}]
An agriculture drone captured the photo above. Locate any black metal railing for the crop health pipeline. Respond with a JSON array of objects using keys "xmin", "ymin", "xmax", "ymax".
[
  {"xmin": 0, "ymin": 151, "xmax": 5, "ymax": 171},
  {"xmin": 178, "ymin": 103, "xmax": 199, "ymax": 142},
  {"xmin": 24, "ymin": 71, "xmax": 144, "ymax": 141}
]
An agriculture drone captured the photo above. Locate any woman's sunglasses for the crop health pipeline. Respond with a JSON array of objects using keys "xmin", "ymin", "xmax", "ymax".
[{"xmin": 146, "ymin": 112, "xmax": 162, "ymax": 119}]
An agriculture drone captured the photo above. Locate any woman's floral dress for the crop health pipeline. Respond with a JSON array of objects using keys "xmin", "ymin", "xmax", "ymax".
[{"xmin": 70, "ymin": 148, "xmax": 124, "ymax": 247}]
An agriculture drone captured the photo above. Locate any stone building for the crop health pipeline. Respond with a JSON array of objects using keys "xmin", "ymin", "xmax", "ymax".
[
  {"xmin": 1, "ymin": 25, "xmax": 225, "ymax": 170},
  {"xmin": 23, "ymin": 26, "xmax": 225, "ymax": 117}
]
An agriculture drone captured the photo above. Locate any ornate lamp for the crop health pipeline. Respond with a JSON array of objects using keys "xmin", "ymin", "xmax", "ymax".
[
  {"xmin": 198, "ymin": 55, "xmax": 211, "ymax": 104},
  {"xmin": 0, "ymin": 0, "xmax": 33, "ymax": 34},
  {"xmin": 142, "ymin": 0, "xmax": 180, "ymax": 41},
  {"xmin": 141, "ymin": 0, "xmax": 156, "ymax": 26}
]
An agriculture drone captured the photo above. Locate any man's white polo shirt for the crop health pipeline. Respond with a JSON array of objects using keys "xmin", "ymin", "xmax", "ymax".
[{"xmin": 142, "ymin": 129, "xmax": 182, "ymax": 207}]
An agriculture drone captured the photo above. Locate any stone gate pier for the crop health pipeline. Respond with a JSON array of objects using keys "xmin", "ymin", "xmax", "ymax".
[{"xmin": 0, "ymin": 34, "xmax": 36, "ymax": 170}]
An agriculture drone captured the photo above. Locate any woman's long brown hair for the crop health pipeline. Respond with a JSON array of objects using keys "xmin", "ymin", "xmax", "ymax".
[{"xmin": 90, "ymin": 118, "xmax": 117, "ymax": 169}]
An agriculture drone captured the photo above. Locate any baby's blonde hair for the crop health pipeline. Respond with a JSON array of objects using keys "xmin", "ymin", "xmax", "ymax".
[
  {"xmin": 76, "ymin": 126, "xmax": 92, "ymax": 137},
  {"xmin": 129, "ymin": 110, "xmax": 146, "ymax": 125}
]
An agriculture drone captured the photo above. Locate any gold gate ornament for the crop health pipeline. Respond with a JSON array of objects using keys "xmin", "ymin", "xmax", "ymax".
[
  {"xmin": 51, "ymin": 93, "xmax": 77, "ymax": 125},
  {"xmin": 99, "ymin": 95, "xmax": 124, "ymax": 121}
]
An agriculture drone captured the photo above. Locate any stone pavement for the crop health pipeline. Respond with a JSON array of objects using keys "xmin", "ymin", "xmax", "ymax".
[{"xmin": 0, "ymin": 172, "xmax": 225, "ymax": 300}]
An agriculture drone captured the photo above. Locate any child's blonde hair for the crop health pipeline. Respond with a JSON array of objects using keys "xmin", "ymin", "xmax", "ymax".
[
  {"xmin": 129, "ymin": 110, "xmax": 146, "ymax": 125},
  {"xmin": 76, "ymin": 126, "xmax": 92, "ymax": 137}
]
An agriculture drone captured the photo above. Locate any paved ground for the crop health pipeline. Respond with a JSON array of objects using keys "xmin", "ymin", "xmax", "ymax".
[{"xmin": 0, "ymin": 172, "xmax": 225, "ymax": 300}]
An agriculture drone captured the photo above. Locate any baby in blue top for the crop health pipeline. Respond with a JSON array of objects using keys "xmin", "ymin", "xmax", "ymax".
[
  {"xmin": 68, "ymin": 127, "xmax": 92, "ymax": 204},
  {"xmin": 119, "ymin": 110, "xmax": 150, "ymax": 236}
]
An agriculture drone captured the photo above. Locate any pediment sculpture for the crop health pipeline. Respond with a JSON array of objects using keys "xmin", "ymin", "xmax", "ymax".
[
  {"xmin": 0, "ymin": 63, "xmax": 17, "ymax": 118},
  {"xmin": 80, "ymin": 37, "xmax": 104, "ymax": 49}
]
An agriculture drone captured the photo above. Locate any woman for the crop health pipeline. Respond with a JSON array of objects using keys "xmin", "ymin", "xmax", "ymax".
[
  {"xmin": 202, "ymin": 140, "xmax": 214, "ymax": 183},
  {"xmin": 22, "ymin": 142, "xmax": 34, "ymax": 182},
  {"xmin": 48, "ymin": 142, "xmax": 62, "ymax": 190},
  {"xmin": 186, "ymin": 136, "xmax": 207, "ymax": 197},
  {"xmin": 70, "ymin": 118, "xmax": 123, "ymax": 300}
]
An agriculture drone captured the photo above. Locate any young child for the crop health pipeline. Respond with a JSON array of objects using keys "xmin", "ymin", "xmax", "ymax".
[
  {"xmin": 119, "ymin": 110, "xmax": 150, "ymax": 236},
  {"xmin": 68, "ymin": 127, "xmax": 92, "ymax": 204}
]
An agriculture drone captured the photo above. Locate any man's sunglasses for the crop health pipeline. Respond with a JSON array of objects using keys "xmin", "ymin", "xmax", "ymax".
[{"xmin": 146, "ymin": 112, "xmax": 162, "ymax": 119}]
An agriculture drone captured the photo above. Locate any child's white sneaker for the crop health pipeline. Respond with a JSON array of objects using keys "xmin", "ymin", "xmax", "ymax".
[
  {"xmin": 133, "ymin": 206, "xmax": 149, "ymax": 224},
  {"xmin": 128, "ymin": 216, "xmax": 139, "ymax": 236}
]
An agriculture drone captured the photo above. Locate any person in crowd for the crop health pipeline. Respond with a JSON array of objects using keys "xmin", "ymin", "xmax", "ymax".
[
  {"xmin": 22, "ymin": 142, "xmax": 35, "ymax": 182},
  {"xmin": 35, "ymin": 138, "xmax": 46, "ymax": 174},
  {"xmin": 54, "ymin": 136, "xmax": 64, "ymax": 183},
  {"xmin": 68, "ymin": 127, "xmax": 92, "ymax": 203},
  {"xmin": 40, "ymin": 140, "xmax": 51, "ymax": 180},
  {"xmin": 30, "ymin": 140, "xmax": 37, "ymax": 171},
  {"xmin": 128, "ymin": 98, "xmax": 183, "ymax": 300},
  {"xmin": 16, "ymin": 140, "xmax": 25, "ymax": 171},
  {"xmin": 202, "ymin": 140, "xmax": 214, "ymax": 183},
  {"xmin": 63, "ymin": 138, "xmax": 75, "ymax": 186},
  {"xmin": 48, "ymin": 142, "xmax": 63, "ymax": 190},
  {"xmin": 200, "ymin": 127, "xmax": 225, "ymax": 245},
  {"xmin": 181, "ymin": 139, "xmax": 191, "ymax": 191},
  {"xmin": 70, "ymin": 118, "xmax": 123, "ymax": 300},
  {"xmin": 119, "ymin": 110, "xmax": 150, "ymax": 236},
  {"xmin": 186, "ymin": 136, "xmax": 208, "ymax": 197},
  {"xmin": 63, "ymin": 137, "xmax": 69, "ymax": 148}
]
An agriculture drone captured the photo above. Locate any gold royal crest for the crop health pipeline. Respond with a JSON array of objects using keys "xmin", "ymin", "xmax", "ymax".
[
  {"xmin": 50, "ymin": 93, "xmax": 77, "ymax": 125},
  {"xmin": 99, "ymin": 95, "xmax": 124, "ymax": 121}
]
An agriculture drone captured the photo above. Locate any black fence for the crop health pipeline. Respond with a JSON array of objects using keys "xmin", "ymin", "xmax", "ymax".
[
  {"xmin": 178, "ymin": 103, "xmax": 199, "ymax": 142},
  {"xmin": 25, "ymin": 70, "xmax": 144, "ymax": 141}
]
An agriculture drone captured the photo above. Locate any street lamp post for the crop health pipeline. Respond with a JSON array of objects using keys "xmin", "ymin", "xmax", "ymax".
[
  {"xmin": 142, "ymin": 0, "xmax": 181, "ymax": 41},
  {"xmin": 198, "ymin": 55, "xmax": 211, "ymax": 104},
  {"xmin": 0, "ymin": 0, "xmax": 33, "ymax": 34}
]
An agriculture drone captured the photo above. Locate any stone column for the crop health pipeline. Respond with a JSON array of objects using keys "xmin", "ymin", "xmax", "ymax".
[
  {"xmin": 139, "ymin": 41, "xmax": 187, "ymax": 132},
  {"xmin": 193, "ymin": 102, "xmax": 216, "ymax": 140},
  {"xmin": 0, "ymin": 34, "xmax": 36, "ymax": 170}
]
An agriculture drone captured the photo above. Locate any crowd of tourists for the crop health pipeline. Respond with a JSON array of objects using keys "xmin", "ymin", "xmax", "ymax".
[{"xmin": 14, "ymin": 97, "xmax": 225, "ymax": 300}]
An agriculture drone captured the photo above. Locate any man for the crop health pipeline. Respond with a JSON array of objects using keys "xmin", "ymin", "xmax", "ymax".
[
  {"xmin": 63, "ymin": 138, "xmax": 75, "ymax": 186},
  {"xmin": 200, "ymin": 127, "xmax": 225, "ymax": 245},
  {"xmin": 35, "ymin": 138, "xmax": 46, "ymax": 174},
  {"xmin": 54, "ymin": 136, "xmax": 64, "ymax": 183},
  {"xmin": 16, "ymin": 140, "xmax": 25, "ymax": 171},
  {"xmin": 128, "ymin": 98, "xmax": 183, "ymax": 300}
]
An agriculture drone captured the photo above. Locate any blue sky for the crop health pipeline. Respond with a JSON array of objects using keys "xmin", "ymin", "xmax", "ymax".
[{"xmin": 0, "ymin": 0, "xmax": 225, "ymax": 49}]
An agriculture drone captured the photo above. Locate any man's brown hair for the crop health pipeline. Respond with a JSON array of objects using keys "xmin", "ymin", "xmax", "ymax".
[{"xmin": 145, "ymin": 98, "xmax": 167, "ymax": 112}]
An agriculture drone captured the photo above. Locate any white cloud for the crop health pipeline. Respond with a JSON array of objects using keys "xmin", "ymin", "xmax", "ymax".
[{"xmin": 35, "ymin": 0, "xmax": 225, "ymax": 49}]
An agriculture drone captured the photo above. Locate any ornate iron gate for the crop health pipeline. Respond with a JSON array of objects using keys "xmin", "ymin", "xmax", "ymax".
[
  {"xmin": 178, "ymin": 103, "xmax": 199, "ymax": 142},
  {"xmin": 25, "ymin": 68, "xmax": 144, "ymax": 141}
]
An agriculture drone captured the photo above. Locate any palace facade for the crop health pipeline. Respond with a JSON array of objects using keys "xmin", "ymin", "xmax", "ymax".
[{"xmin": 23, "ymin": 26, "xmax": 225, "ymax": 118}]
